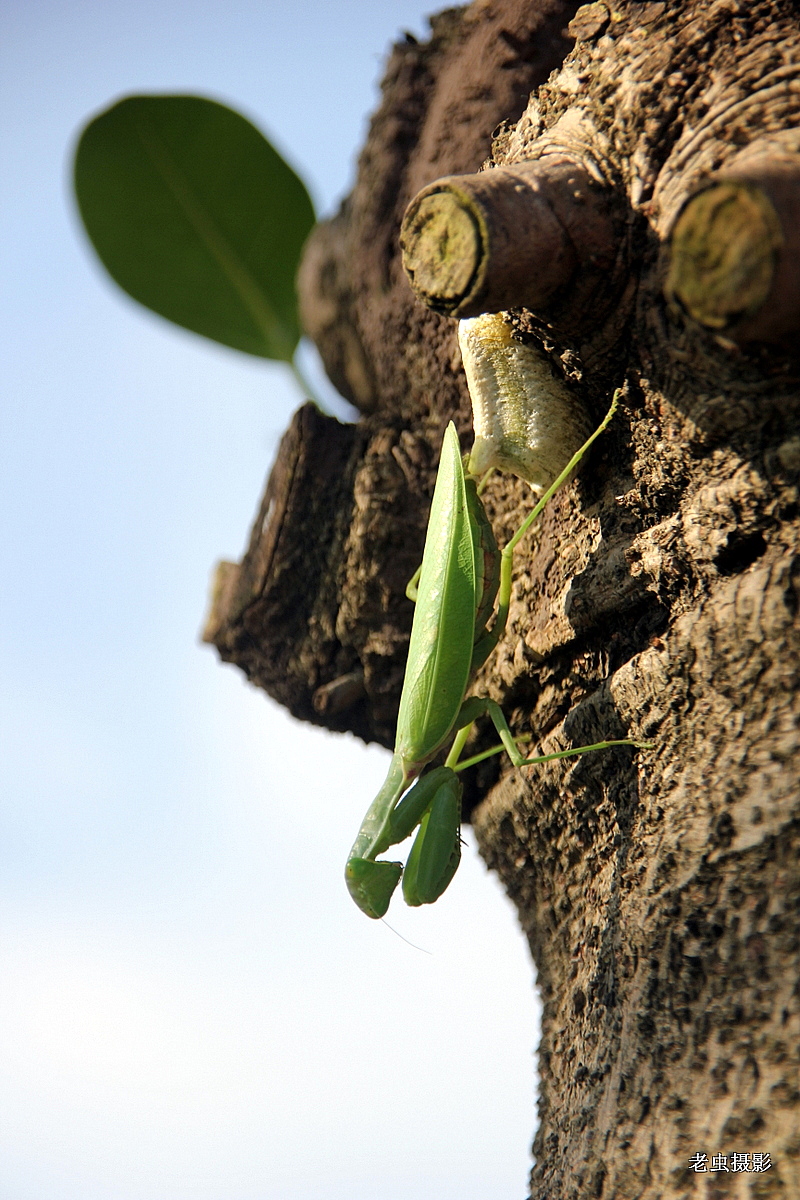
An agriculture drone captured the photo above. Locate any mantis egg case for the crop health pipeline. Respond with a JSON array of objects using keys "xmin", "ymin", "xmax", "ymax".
[{"xmin": 458, "ymin": 313, "xmax": 592, "ymax": 492}]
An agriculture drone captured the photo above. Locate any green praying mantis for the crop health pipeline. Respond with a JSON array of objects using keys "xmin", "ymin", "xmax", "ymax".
[{"xmin": 346, "ymin": 389, "xmax": 651, "ymax": 918}]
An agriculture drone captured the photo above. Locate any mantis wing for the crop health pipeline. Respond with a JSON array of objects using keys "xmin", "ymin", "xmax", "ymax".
[{"xmin": 395, "ymin": 423, "xmax": 478, "ymax": 772}]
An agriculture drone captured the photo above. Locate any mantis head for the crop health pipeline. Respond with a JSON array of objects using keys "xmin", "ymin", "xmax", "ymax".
[{"xmin": 345, "ymin": 857, "xmax": 403, "ymax": 919}]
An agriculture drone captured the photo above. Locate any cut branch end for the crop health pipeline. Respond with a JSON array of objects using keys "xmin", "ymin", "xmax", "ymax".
[
  {"xmin": 400, "ymin": 158, "xmax": 619, "ymax": 326},
  {"xmin": 665, "ymin": 151, "xmax": 800, "ymax": 346}
]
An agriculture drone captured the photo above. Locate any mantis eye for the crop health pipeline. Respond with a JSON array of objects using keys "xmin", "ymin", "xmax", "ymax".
[{"xmin": 459, "ymin": 313, "xmax": 591, "ymax": 492}]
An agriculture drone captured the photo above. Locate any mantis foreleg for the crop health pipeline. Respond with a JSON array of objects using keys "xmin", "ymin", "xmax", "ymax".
[
  {"xmin": 344, "ymin": 753, "xmax": 406, "ymax": 918},
  {"xmin": 401, "ymin": 770, "xmax": 462, "ymax": 906},
  {"xmin": 346, "ymin": 762, "xmax": 463, "ymax": 916},
  {"xmin": 346, "ymin": 757, "xmax": 463, "ymax": 917}
]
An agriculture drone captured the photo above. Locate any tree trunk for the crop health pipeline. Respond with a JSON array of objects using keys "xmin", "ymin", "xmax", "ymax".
[{"xmin": 205, "ymin": 2, "xmax": 800, "ymax": 1196}]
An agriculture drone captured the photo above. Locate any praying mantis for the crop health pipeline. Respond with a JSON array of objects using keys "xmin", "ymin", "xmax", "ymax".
[{"xmin": 346, "ymin": 389, "xmax": 650, "ymax": 918}]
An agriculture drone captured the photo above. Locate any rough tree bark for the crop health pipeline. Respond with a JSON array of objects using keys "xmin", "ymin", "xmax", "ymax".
[{"xmin": 204, "ymin": 2, "xmax": 800, "ymax": 1196}]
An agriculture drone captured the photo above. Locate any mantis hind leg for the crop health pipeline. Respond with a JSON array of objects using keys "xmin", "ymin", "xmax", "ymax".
[
  {"xmin": 470, "ymin": 393, "xmax": 623, "ymax": 676},
  {"xmin": 450, "ymin": 697, "xmax": 652, "ymax": 773}
]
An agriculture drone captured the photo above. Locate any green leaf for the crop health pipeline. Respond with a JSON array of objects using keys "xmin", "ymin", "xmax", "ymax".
[{"xmin": 73, "ymin": 94, "xmax": 315, "ymax": 362}]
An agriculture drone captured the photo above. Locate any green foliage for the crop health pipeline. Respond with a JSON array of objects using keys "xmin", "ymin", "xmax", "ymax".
[{"xmin": 74, "ymin": 94, "xmax": 315, "ymax": 363}]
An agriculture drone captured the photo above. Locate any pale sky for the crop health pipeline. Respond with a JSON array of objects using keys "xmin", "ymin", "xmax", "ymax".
[{"xmin": 1, "ymin": 3, "xmax": 541, "ymax": 1197}]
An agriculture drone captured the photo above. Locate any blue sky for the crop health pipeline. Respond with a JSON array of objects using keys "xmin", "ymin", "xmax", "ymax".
[{"xmin": 1, "ymin": 4, "xmax": 541, "ymax": 1197}]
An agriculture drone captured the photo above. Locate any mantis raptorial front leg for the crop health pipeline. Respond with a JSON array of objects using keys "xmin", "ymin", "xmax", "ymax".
[{"xmin": 346, "ymin": 391, "xmax": 652, "ymax": 918}]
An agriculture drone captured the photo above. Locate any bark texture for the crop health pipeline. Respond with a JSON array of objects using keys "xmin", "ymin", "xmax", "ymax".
[{"xmin": 205, "ymin": 2, "xmax": 800, "ymax": 1196}]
